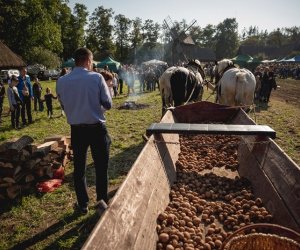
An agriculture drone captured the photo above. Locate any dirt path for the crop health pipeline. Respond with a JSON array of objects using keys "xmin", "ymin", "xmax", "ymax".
[{"xmin": 271, "ymin": 78, "xmax": 300, "ymax": 107}]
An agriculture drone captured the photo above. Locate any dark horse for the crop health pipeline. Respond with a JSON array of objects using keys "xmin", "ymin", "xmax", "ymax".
[{"xmin": 159, "ymin": 60, "xmax": 205, "ymax": 114}]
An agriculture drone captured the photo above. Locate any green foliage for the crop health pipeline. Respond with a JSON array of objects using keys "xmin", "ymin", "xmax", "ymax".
[
  {"xmin": 26, "ymin": 46, "xmax": 61, "ymax": 69},
  {"xmin": 86, "ymin": 6, "xmax": 115, "ymax": 54},
  {"xmin": 142, "ymin": 19, "xmax": 161, "ymax": 47},
  {"xmin": 215, "ymin": 18, "xmax": 239, "ymax": 59},
  {"xmin": 114, "ymin": 14, "xmax": 132, "ymax": 62},
  {"xmin": 0, "ymin": 1, "xmax": 300, "ymax": 64}
]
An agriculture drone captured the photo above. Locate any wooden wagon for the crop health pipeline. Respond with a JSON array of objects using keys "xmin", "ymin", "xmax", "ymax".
[{"xmin": 83, "ymin": 101, "xmax": 300, "ymax": 250}]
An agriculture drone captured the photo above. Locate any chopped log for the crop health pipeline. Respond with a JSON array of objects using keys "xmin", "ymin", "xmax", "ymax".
[
  {"xmin": 39, "ymin": 160, "xmax": 50, "ymax": 166},
  {"xmin": 0, "ymin": 140, "xmax": 16, "ymax": 153},
  {"xmin": 52, "ymin": 160, "xmax": 62, "ymax": 169},
  {"xmin": 0, "ymin": 162, "xmax": 4, "ymax": 168},
  {"xmin": 51, "ymin": 147, "xmax": 65, "ymax": 157},
  {"xmin": 14, "ymin": 171, "xmax": 27, "ymax": 183},
  {"xmin": 65, "ymin": 136, "xmax": 71, "ymax": 145},
  {"xmin": 25, "ymin": 174, "xmax": 35, "ymax": 183},
  {"xmin": 34, "ymin": 167, "xmax": 44, "ymax": 178},
  {"xmin": 24, "ymin": 159, "xmax": 37, "ymax": 170},
  {"xmin": 36, "ymin": 141, "xmax": 59, "ymax": 156},
  {"xmin": 3, "ymin": 177, "xmax": 16, "ymax": 184},
  {"xmin": 43, "ymin": 155, "xmax": 51, "ymax": 162},
  {"xmin": 62, "ymin": 155, "xmax": 69, "ymax": 167},
  {"xmin": 7, "ymin": 185, "xmax": 20, "ymax": 199},
  {"xmin": 24, "ymin": 144, "xmax": 37, "ymax": 154},
  {"xmin": 3, "ymin": 162, "xmax": 14, "ymax": 168},
  {"xmin": 44, "ymin": 135, "xmax": 65, "ymax": 143},
  {"xmin": 0, "ymin": 182, "xmax": 12, "ymax": 188},
  {"xmin": 0, "ymin": 149, "xmax": 21, "ymax": 162},
  {"xmin": 46, "ymin": 167, "xmax": 53, "ymax": 178},
  {"xmin": 48, "ymin": 152, "xmax": 61, "ymax": 162},
  {"xmin": 0, "ymin": 165, "xmax": 21, "ymax": 178},
  {"xmin": 7, "ymin": 136, "xmax": 34, "ymax": 152},
  {"xmin": 19, "ymin": 149, "xmax": 31, "ymax": 161}
]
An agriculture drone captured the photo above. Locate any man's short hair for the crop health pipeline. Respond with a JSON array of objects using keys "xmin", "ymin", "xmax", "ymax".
[{"xmin": 74, "ymin": 47, "xmax": 92, "ymax": 66}]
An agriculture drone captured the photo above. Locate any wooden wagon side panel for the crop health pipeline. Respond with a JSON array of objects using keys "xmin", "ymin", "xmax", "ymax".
[
  {"xmin": 238, "ymin": 136, "xmax": 300, "ymax": 231},
  {"xmin": 83, "ymin": 111, "xmax": 180, "ymax": 250},
  {"xmin": 262, "ymin": 141, "xmax": 300, "ymax": 228}
]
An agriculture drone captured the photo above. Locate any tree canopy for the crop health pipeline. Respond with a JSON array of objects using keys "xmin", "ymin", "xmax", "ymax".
[{"xmin": 0, "ymin": 0, "xmax": 299, "ymax": 67}]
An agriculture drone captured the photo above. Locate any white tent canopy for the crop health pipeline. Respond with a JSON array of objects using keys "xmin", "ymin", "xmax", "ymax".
[{"xmin": 142, "ymin": 59, "xmax": 167, "ymax": 66}]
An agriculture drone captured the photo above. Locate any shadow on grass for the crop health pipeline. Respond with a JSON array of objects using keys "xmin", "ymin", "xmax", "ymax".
[
  {"xmin": 254, "ymin": 99, "xmax": 271, "ymax": 112},
  {"xmin": 4, "ymin": 142, "xmax": 146, "ymax": 249},
  {"xmin": 10, "ymin": 211, "xmax": 98, "ymax": 250}
]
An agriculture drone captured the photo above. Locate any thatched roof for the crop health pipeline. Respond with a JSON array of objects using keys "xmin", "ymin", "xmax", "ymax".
[{"xmin": 0, "ymin": 41, "xmax": 26, "ymax": 69}]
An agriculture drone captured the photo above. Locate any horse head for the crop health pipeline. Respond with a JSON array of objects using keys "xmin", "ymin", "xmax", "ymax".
[
  {"xmin": 187, "ymin": 59, "xmax": 205, "ymax": 79},
  {"xmin": 216, "ymin": 59, "xmax": 234, "ymax": 75}
]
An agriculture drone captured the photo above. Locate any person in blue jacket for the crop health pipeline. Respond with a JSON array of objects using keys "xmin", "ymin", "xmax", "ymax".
[{"xmin": 17, "ymin": 67, "xmax": 33, "ymax": 125}]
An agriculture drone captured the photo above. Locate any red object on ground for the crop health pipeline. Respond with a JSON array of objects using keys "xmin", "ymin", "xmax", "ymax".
[
  {"xmin": 53, "ymin": 166, "xmax": 65, "ymax": 180},
  {"xmin": 36, "ymin": 179, "xmax": 63, "ymax": 193}
]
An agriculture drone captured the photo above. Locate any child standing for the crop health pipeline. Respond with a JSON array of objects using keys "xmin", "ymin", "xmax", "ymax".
[
  {"xmin": 44, "ymin": 87, "xmax": 57, "ymax": 118},
  {"xmin": 7, "ymin": 75, "xmax": 22, "ymax": 129},
  {"xmin": 32, "ymin": 76, "xmax": 43, "ymax": 111}
]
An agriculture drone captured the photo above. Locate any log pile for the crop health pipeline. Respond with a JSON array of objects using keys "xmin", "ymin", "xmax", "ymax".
[{"xmin": 0, "ymin": 135, "xmax": 72, "ymax": 200}]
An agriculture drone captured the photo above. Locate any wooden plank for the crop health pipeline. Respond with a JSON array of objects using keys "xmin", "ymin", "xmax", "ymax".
[
  {"xmin": 238, "ymin": 137, "xmax": 300, "ymax": 231},
  {"xmin": 83, "ymin": 110, "xmax": 179, "ymax": 250},
  {"xmin": 36, "ymin": 141, "xmax": 59, "ymax": 156},
  {"xmin": 146, "ymin": 123, "xmax": 276, "ymax": 139},
  {"xmin": 261, "ymin": 141, "xmax": 300, "ymax": 227}
]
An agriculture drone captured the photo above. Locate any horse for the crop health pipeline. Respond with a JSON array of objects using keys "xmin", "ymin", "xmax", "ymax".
[
  {"xmin": 214, "ymin": 59, "xmax": 256, "ymax": 108},
  {"xmin": 159, "ymin": 59, "xmax": 204, "ymax": 115}
]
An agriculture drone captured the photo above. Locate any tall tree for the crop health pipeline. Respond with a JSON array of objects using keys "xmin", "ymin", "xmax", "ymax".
[
  {"xmin": 266, "ymin": 28, "xmax": 284, "ymax": 47},
  {"xmin": 142, "ymin": 19, "xmax": 160, "ymax": 48},
  {"xmin": 199, "ymin": 24, "xmax": 216, "ymax": 49},
  {"xmin": 114, "ymin": 14, "xmax": 131, "ymax": 62},
  {"xmin": 86, "ymin": 6, "xmax": 114, "ymax": 56},
  {"xmin": 59, "ymin": 3, "xmax": 88, "ymax": 60},
  {"xmin": 215, "ymin": 18, "xmax": 239, "ymax": 59}
]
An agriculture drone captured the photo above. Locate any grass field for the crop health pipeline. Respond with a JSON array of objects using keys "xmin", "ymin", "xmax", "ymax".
[{"xmin": 0, "ymin": 78, "xmax": 299, "ymax": 249}]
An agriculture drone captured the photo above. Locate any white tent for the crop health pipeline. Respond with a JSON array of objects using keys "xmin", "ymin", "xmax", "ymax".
[{"xmin": 142, "ymin": 59, "xmax": 167, "ymax": 66}]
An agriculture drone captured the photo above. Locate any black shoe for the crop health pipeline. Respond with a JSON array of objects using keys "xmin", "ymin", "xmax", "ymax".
[{"xmin": 73, "ymin": 203, "xmax": 88, "ymax": 215}]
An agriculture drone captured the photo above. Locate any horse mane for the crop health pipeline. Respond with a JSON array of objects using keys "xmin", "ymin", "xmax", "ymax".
[
  {"xmin": 216, "ymin": 59, "xmax": 234, "ymax": 74},
  {"xmin": 186, "ymin": 59, "xmax": 205, "ymax": 79}
]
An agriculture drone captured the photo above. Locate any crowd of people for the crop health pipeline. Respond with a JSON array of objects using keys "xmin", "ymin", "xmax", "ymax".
[
  {"xmin": 0, "ymin": 61, "xmax": 166, "ymax": 130},
  {"xmin": 254, "ymin": 66, "xmax": 277, "ymax": 103},
  {"xmin": 0, "ymin": 67, "xmax": 63, "ymax": 130}
]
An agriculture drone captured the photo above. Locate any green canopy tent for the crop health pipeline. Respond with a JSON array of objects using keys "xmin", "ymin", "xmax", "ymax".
[
  {"xmin": 231, "ymin": 54, "xmax": 253, "ymax": 68},
  {"xmin": 231, "ymin": 55, "xmax": 261, "ymax": 70},
  {"xmin": 97, "ymin": 57, "xmax": 121, "ymax": 72},
  {"xmin": 247, "ymin": 57, "xmax": 262, "ymax": 71}
]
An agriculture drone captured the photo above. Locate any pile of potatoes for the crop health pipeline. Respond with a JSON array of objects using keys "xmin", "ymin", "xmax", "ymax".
[{"xmin": 156, "ymin": 135, "xmax": 273, "ymax": 250}]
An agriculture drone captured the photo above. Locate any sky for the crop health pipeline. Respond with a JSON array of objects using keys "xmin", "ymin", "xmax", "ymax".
[{"xmin": 68, "ymin": 0, "xmax": 300, "ymax": 33}]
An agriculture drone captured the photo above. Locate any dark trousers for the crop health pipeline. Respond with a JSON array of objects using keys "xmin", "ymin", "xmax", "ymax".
[
  {"xmin": 21, "ymin": 96, "xmax": 32, "ymax": 124},
  {"xmin": 11, "ymin": 104, "xmax": 20, "ymax": 128},
  {"xmin": 0, "ymin": 97, "xmax": 3, "ymax": 121},
  {"xmin": 34, "ymin": 96, "xmax": 43, "ymax": 111},
  {"xmin": 71, "ymin": 123, "xmax": 111, "ymax": 207},
  {"xmin": 46, "ymin": 103, "xmax": 53, "ymax": 116},
  {"xmin": 119, "ymin": 79, "xmax": 123, "ymax": 94}
]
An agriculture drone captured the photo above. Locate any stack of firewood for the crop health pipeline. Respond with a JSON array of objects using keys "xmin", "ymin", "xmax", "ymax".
[{"xmin": 0, "ymin": 135, "xmax": 72, "ymax": 200}]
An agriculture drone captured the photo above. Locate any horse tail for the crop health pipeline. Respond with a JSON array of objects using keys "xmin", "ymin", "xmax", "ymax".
[{"xmin": 235, "ymin": 71, "xmax": 247, "ymax": 105}]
